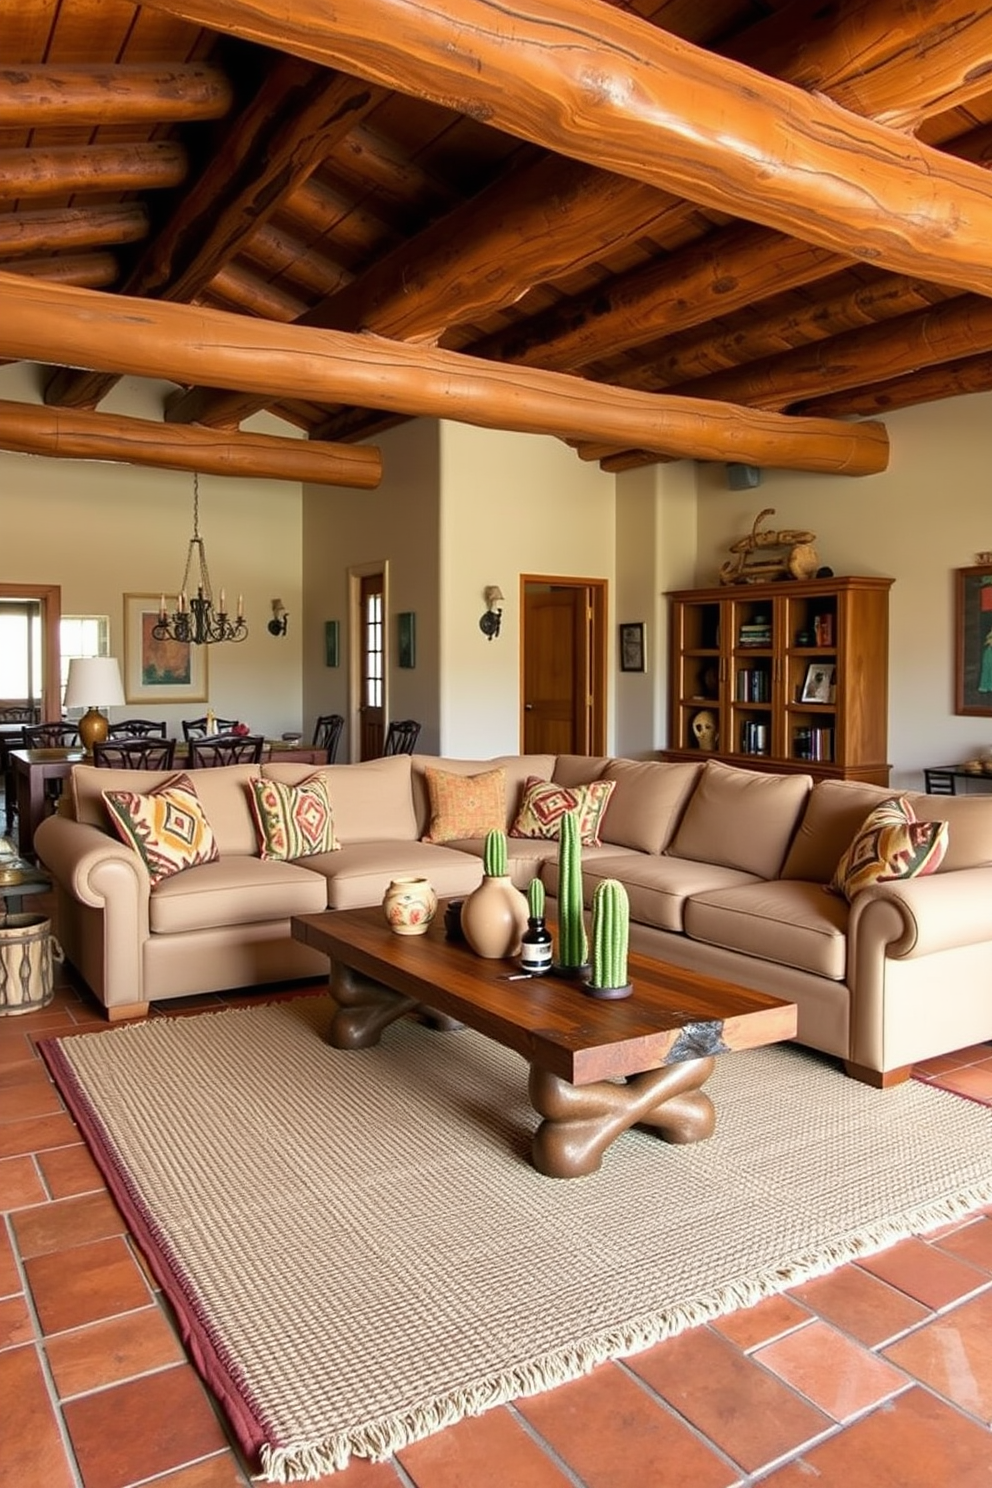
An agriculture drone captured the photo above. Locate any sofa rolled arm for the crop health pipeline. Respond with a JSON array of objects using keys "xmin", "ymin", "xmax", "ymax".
[
  {"xmin": 850, "ymin": 866, "xmax": 992, "ymax": 960},
  {"xmin": 35, "ymin": 816, "xmax": 151, "ymax": 916}
]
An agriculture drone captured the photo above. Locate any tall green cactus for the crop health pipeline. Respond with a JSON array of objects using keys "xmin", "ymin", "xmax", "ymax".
[
  {"xmin": 589, "ymin": 879, "xmax": 630, "ymax": 990},
  {"xmin": 483, "ymin": 827, "xmax": 508, "ymax": 878},
  {"xmin": 556, "ymin": 809, "xmax": 587, "ymax": 969},
  {"xmin": 527, "ymin": 877, "xmax": 545, "ymax": 920}
]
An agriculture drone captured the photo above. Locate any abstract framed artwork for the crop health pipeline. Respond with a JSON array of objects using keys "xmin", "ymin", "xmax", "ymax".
[
  {"xmin": 619, "ymin": 621, "xmax": 645, "ymax": 673},
  {"xmin": 123, "ymin": 593, "xmax": 208, "ymax": 704},
  {"xmin": 955, "ymin": 564, "xmax": 992, "ymax": 716}
]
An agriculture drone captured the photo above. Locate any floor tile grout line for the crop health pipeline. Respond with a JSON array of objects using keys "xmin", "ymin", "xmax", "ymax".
[
  {"xmin": 505, "ymin": 1401, "xmax": 590, "ymax": 1488},
  {"xmin": 615, "ymin": 1355, "xmax": 755, "ymax": 1479}
]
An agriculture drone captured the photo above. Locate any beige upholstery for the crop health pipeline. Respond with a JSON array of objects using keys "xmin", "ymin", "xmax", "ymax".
[
  {"xmin": 599, "ymin": 758, "xmax": 702, "ymax": 853},
  {"xmin": 667, "ymin": 759, "xmax": 812, "ymax": 878}
]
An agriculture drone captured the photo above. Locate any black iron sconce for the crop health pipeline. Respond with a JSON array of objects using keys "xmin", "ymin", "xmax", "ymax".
[
  {"xmin": 268, "ymin": 599, "xmax": 289, "ymax": 636},
  {"xmin": 479, "ymin": 585, "xmax": 504, "ymax": 641}
]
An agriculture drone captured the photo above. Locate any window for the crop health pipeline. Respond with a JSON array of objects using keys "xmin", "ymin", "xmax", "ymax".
[
  {"xmin": 0, "ymin": 602, "xmax": 41, "ymax": 705},
  {"xmin": 60, "ymin": 616, "xmax": 110, "ymax": 712}
]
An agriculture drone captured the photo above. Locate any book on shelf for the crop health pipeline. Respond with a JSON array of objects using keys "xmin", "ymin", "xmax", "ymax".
[
  {"xmin": 740, "ymin": 719, "xmax": 770, "ymax": 755},
  {"xmin": 812, "ymin": 612, "xmax": 835, "ymax": 647},
  {"xmin": 793, "ymin": 726, "xmax": 834, "ymax": 762},
  {"xmin": 736, "ymin": 667, "xmax": 770, "ymax": 702}
]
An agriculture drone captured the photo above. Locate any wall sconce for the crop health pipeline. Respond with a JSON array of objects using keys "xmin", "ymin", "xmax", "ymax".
[
  {"xmin": 267, "ymin": 599, "xmax": 289, "ymax": 637},
  {"xmin": 479, "ymin": 585, "xmax": 505, "ymax": 641}
]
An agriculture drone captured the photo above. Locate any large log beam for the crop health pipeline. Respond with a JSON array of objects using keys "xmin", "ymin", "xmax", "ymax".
[
  {"xmin": 0, "ymin": 400, "xmax": 382, "ymax": 489},
  {"xmin": 0, "ymin": 205, "xmax": 149, "ymax": 259},
  {"xmin": 2, "ymin": 253, "xmax": 119, "ymax": 288},
  {"xmin": 0, "ymin": 272, "xmax": 888, "ymax": 475},
  {"xmin": 795, "ymin": 353, "xmax": 992, "ymax": 419},
  {"xmin": 139, "ymin": 0, "xmax": 992, "ymax": 297},
  {"xmin": 0, "ymin": 64, "xmax": 233, "ymax": 125},
  {"xmin": 0, "ymin": 143, "xmax": 187, "ymax": 198}
]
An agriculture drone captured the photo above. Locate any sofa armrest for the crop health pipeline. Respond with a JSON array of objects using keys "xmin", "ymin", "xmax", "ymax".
[
  {"xmin": 35, "ymin": 815, "xmax": 151, "ymax": 915},
  {"xmin": 850, "ymin": 867, "xmax": 992, "ymax": 960}
]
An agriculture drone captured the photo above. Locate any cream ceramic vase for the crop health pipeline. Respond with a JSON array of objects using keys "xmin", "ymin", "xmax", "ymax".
[
  {"xmin": 461, "ymin": 874, "xmax": 530, "ymax": 959},
  {"xmin": 382, "ymin": 876, "xmax": 438, "ymax": 936}
]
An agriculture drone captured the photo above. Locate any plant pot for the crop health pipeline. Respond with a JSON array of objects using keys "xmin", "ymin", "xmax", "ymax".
[
  {"xmin": 461, "ymin": 874, "xmax": 529, "ymax": 959},
  {"xmin": 381, "ymin": 876, "xmax": 438, "ymax": 936},
  {"xmin": 583, "ymin": 981, "xmax": 633, "ymax": 1001}
]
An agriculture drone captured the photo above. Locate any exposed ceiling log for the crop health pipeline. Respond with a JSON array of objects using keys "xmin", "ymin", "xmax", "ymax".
[
  {"xmin": 0, "ymin": 399, "xmax": 382, "ymax": 488},
  {"xmin": 0, "ymin": 272, "xmax": 888, "ymax": 475},
  {"xmin": 204, "ymin": 264, "xmax": 309, "ymax": 324},
  {"xmin": 138, "ymin": 0, "xmax": 992, "ymax": 297},
  {"xmin": 0, "ymin": 142, "xmax": 187, "ymax": 198},
  {"xmin": 2, "ymin": 253, "xmax": 118, "ymax": 287},
  {"xmin": 0, "ymin": 205, "xmax": 149, "ymax": 259},
  {"xmin": 0, "ymin": 63, "xmax": 234, "ymax": 124},
  {"xmin": 43, "ymin": 57, "xmax": 387, "ymax": 412},
  {"xmin": 794, "ymin": 353, "xmax": 992, "ymax": 419}
]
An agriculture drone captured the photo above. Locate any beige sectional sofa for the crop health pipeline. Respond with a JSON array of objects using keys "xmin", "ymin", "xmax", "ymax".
[{"xmin": 34, "ymin": 750, "xmax": 992, "ymax": 1088}]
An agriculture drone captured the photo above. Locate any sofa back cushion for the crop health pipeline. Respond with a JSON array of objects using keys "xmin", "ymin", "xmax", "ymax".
[
  {"xmin": 666, "ymin": 759, "xmax": 812, "ymax": 879},
  {"xmin": 410, "ymin": 754, "xmax": 555, "ymax": 837},
  {"xmin": 902, "ymin": 791, "xmax": 992, "ymax": 873},
  {"xmin": 71, "ymin": 762, "xmax": 260, "ymax": 855},
  {"xmin": 551, "ymin": 755, "xmax": 610, "ymax": 787},
  {"xmin": 599, "ymin": 758, "xmax": 703, "ymax": 853},
  {"xmin": 263, "ymin": 754, "xmax": 418, "ymax": 843},
  {"xmin": 781, "ymin": 779, "xmax": 895, "ymax": 883}
]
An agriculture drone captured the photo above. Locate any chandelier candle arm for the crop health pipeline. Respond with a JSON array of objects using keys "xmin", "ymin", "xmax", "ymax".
[{"xmin": 153, "ymin": 472, "xmax": 248, "ymax": 645}]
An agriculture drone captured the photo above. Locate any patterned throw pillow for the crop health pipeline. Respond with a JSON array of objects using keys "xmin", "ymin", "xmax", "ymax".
[
  {"xmin": 510, "ymin": 776, "xmax": 616, "ymax": 846},
  {"xmin": 247, "ymin": 774, "xmax": 339, "ymax": 861},
  {"xmin": 422, "ymin": 766, "xmax": 506, "ymax": 844},
  {"xmin": 102, "ymin": 773, "xmax": 219, "ymax": 886},
  {"xmin": 829, "ymin": 795, "xmax": 948, "ymax": 903}
]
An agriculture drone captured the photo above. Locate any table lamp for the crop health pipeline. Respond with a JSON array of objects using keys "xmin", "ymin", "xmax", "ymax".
[{"xmin": 64, "ymin": 657, "xmax": 126, "ymax": 753}]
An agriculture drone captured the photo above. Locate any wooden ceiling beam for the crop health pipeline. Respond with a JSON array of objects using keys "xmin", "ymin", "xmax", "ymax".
[
  {"xmin": 0, "ymin": 272, "xmax": 888, "ymax": 475},
  {"xmin": 137, "ymin": 0, "xmax": 992, "ymax": 297},
  {"xmin": 0, "ymin": 141, "xmax": 187, "ymax": 197},
  {"xmin": 0, "ymin": 63, "xmax": 233, "ymax": 125},
  {"xmin": 0, "ymin": 398, "xmax": 382, "ymax": 488},
  {"xmin": 2, "ymin": 252, "xmax": 119, "ymax": 288},
  {"xmin": 793, "ymin": 353, "xmax": 992, "ymax": 419},
  {"xmin": 0, "ymin": 205, "xmax": 149, "ymax": 258}
]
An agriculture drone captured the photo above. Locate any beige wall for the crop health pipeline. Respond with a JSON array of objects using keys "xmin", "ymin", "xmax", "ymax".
[{"xmin": 0, "ymin": 363, "xmax": 307, "ymax": 740}]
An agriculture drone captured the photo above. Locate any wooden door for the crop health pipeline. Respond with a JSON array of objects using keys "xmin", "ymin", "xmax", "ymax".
[
  {"xmin": 0, "ymin": 584, "xmax": 61, "ymax": 722},
  {"xmin": 358, "ymin": 571, "xmax": 384, "ymax": 760},
  {"xmin": 522, "ymin": 580, "xmax": 605, "ymax": 756}
]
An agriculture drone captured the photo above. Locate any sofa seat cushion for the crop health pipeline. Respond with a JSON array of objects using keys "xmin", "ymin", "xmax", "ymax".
[
  {"xmin": 149, "ymin": 857, "xmax": 327, "ymax": 935},
  {"xmin": 572, "ymin": 853, "xmax": 759, "ymax": 933},
  {"xmin": 303, "ymin": 840, "xmax": 485, "ymax": 911},
  {"xmin": 666, "ymin": 759, "xmax": 813, "ymax": 879},
  {"xmin": 684, "ymin": 881, "xmax": 849, "ymax": 980}
]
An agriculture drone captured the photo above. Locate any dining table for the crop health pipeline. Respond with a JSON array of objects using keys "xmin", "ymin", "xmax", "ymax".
[{"xmin": 11, "ymin": 741, "xmax": 329, "ymax": 858}]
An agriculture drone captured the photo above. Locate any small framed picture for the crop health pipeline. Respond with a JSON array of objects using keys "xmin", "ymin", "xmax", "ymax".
[
  {"xmin": 397, "ymin": 611, "xmax": 416, "ymax": 669},
  {"xmin": 324, "ymin": 620, "xmax": 340, "ymax": 668},
  {"xmin": 619, "ymin": 621, "xmax": 645, "ymax": 673},
  {"xmin": 800, "ymin": 662, "xmax": 836, "ymax": 704},
  {"xmin": 955, "ymin": 565, "xmax": 992, "ymax": 715}
]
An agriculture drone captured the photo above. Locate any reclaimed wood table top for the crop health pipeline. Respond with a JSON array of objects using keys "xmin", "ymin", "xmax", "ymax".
[{"xmin": 292, "ymin": 904, "xmax": 798, "ymax": 1086}]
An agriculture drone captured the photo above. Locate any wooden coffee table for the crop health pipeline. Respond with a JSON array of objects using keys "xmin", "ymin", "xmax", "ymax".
[{"xmin": 292, "ymin": 905, "xmax": 798, "ymax": 1179}]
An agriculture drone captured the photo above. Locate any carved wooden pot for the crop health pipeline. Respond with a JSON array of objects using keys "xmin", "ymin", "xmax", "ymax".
[{"xmin": 461, "ymin": 874, "xmax": 529, "ymax": 959}]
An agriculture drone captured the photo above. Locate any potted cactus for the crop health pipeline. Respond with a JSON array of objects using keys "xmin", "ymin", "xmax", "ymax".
[
  {"xmin": 553, "ymin": 809, "xmax": 589, "ymax": 975},
  {"xmin": 460, "ymin": 828, "xmax": 529, "ymax": 959},
  {"xmin": 585, "ymin": 879, "xmax": 632, "ymax": 999}
]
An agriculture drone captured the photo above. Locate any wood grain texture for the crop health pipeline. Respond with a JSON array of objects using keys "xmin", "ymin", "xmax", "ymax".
[
  {"xmin": 0, "ymin": 63, "xmax": 234, "ymax": 124},
  {"xmin": 0, "ymin": 272, "xmax": 889, "ymax": 474}
]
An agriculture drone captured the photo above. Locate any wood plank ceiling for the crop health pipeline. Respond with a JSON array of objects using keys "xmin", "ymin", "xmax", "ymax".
[{"xmin": 2, "ymin": 0, "xmax": 992, "ymax": 484}]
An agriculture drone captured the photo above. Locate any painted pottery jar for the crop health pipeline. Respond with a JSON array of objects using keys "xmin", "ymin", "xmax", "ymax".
[
  {"xmin": 461, "ymin": 874, "xmax": 530, "ymax": 960},
  {"xmin": 382, "ymin": 876, "xmax": 438, "ymax": 936}
]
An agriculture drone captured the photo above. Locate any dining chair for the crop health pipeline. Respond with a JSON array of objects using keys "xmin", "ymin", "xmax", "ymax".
[
  {"xmin": 182, "ymin": 716, "xmax": 237, "ymax": 741},
  {"xmin": 21, "ymin": 722, "xmax": 81, "ymax": 748},
  {"xmin": 0, "ymin": 706, "xmax": 38, "ymax": 724},
  {"xmin": 312, "ymin": 713, "xmax": 344, "ymax": 762},
  {"xmin": 108, "ymin": 719, "xmax": 168, "ymax": 739},
  {"xmin": 381, "ymin": 719, "xmax": 421, "ymax": 756},
  {"xmin": 92, "ymin": 737, "xmax": 177, "ymax": 771},
  {"xmin": 188, "ymin": 734, "xmax": 265, "ymax": 768}
]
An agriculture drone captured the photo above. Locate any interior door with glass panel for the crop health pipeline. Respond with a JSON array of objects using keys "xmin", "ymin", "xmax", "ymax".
[{"xmin": 359, "ymin": 571, "xmax": 384, "ymax": 759}]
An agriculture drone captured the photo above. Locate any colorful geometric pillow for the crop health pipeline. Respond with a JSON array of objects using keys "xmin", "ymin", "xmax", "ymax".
[
  {"xmin": 422, "ymin": 766, "xmax": 506, "ymax": 844},
  {"xmin": 829, "ymin": 795, "xmax": 948, "ymax": 903},
  {"xmin": 510, "ymin": 776, "xmax": 616, "ymax": 847},
  {"xmin": 102, "ymin": 773, "xmax": 219, "ymax": 886},
  {"xmin": 247, "ymin": 773, "xmax": 339, "ymax": 861}
]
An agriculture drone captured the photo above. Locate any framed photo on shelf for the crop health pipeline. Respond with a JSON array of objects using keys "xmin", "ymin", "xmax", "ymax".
[
  {"xmin": 619, "ymin": 621, "xmax": 646, "ymax": 673},
  {"xmin": 955, "ymin": 564, "xmax": 992, "ymax": 716},
  {"xmin": 800, "ymin": 662, "xmax": 836, "ymax": 704},
  {"xmin": 123, "ymin": 593, "xmax": 208, "ymax": 704}
]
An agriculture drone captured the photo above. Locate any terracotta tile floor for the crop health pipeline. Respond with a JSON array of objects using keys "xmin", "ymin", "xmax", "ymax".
[{"xmin": 3, "ymin": 911, "xmax": 992, "ymax": 1487}]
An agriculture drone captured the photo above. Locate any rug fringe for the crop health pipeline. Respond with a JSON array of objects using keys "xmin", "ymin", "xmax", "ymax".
[{"xmin": 257, "ymin": 1176, "xmax": 992, "ymax": 1483}]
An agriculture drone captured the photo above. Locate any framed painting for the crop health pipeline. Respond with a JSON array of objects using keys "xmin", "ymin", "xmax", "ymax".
[
  {"xmin": 619, "ymin": 621, "xmax": 645, "ymax": 673},
  {"xmin": 955, "ymin": 565, "xmax": 992, "ymax": 715},
  {"xmin": 397, "ymin": 611, "xmax": 416, "ymax": 669},
  {"xmin": 123, "ymin": 593, "xmax": 208, "ymax": 704},
  {"xmin": 324, "ymin": 620, "xmax": 340, "ymax": 668}
]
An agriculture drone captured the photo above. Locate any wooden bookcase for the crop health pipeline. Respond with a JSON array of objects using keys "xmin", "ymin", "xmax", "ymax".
[{"xmin": 663, "ymin": 575, "xmax": 893, "ymax": 783}]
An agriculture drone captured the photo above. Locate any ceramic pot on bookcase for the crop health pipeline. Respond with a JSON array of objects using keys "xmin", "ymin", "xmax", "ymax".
[
  {"xmin": 382, "ymin": 876, "xmax": 438, "ymax": 936},
  {"xmin": 461, "ymin": 875, "xmax": 529, "ymax": 959}
]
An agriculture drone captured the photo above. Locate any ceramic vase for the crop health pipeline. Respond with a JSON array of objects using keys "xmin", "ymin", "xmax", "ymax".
[
  {"xmin": 461, "ymin": 874, "xmax": 529, "ymax": 959},
  {"xmin": 382, "ymin": 876, "xmax": 438, "ymax": 936}
]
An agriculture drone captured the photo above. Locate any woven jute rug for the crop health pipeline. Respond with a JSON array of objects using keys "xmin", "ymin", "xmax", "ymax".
[{"xmin": 42, "ymin": 998, "xmax": 992, "ymax": 1483}]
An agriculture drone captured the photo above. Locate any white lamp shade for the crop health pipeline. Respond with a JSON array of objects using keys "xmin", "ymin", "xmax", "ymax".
[{"xmin": 64, "ymin": 656, "xmax": 126, "ymax": 709}]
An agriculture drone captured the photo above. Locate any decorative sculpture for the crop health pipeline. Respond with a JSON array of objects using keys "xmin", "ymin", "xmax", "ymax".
[{"xmin": 720, "ymin": 508, "xmax": 818, "ymax": 585}]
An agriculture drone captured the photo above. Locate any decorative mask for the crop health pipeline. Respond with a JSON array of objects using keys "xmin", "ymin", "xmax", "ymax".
[{"xmin": 691, "ymin": 709, "xmax": 718, "ymax": 751}]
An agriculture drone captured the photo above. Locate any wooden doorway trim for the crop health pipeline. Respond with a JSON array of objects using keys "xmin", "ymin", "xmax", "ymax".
[
  {"xmin": 520, "ymin": 575, "xmax": 607, "ymax": 757},
  {"xmin": 0, "ymin": 583, "xmax": 62, "ymax": 722},
  {"xmin": 347, "ymin": 560, "xmax": 388, "ymax": 761}
]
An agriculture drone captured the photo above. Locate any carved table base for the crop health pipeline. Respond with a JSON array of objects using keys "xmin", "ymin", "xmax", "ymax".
[{"xmin": 529, "ymin": 1056, "xmax": 717, "ymax": 1178}]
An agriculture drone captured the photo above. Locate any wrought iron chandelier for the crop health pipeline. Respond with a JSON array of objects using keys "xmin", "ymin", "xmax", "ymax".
[{"xmin": 152, "ymin": 473, "xmax": 248, "ymax": 646}]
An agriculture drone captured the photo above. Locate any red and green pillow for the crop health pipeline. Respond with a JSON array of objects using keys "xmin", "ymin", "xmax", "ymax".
[
  {"xmin": 830, "ymin": 795, "xmax": 948, "ymax": 903},
  {"xmin": 103, "ymin": 773, "xmax": 219, "ymax": 885},
  {"xmin": 510, "ymin": 776, "xmax": 616, "ymax": 847}
]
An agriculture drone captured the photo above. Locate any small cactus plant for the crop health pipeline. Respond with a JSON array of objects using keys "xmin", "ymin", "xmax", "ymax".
[
  {"xmin": 483, "ymin": 827, "xmax": 508, "ymax": 878},
  {"xmin": 555, "ymin": 809, "xmax": 588, "ymax": 970},
  {"xmin": 527, "ymin": 877, "xmax": 545, "ymax": 920},
  {"xmin": 587, "ymin": 879, "xmax": 631, "ymax": 996}
]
